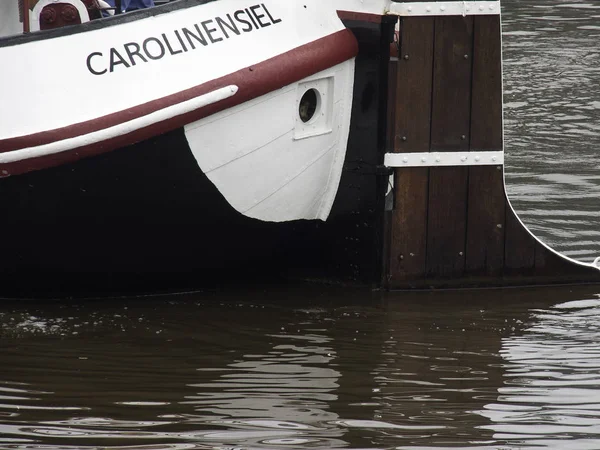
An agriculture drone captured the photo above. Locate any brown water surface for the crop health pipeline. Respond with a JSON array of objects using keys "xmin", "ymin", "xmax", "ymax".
[{"xmin": 2, "ymin": 286, "xmax": 600, "ymax": 449}]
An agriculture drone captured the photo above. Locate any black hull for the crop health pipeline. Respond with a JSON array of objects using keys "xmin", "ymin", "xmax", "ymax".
[{"xmin": 0, "ymin": 20, "xmax": 393, "ymax": 298}]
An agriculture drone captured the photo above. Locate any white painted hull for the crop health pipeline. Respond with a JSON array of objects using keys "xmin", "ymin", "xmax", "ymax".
[
  {"xmin": 0, "ymin": 0, "xmax": 358, "ymax": 222},
  {"xmin": 186, "ymin": 61, "xmax": 355, "ymax": 222}
]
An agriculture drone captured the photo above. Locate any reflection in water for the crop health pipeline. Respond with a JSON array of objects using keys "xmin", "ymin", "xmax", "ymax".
[
  {"xmin": 502, "ymin": 0, "xmax": 600, "ymax": 262},
  {"xmin": 0, "ymin": 298, "xmax": 351, "ymax": 448},
  {"xmin": 2, "ymin": 286, "xmax": 600, "ymax": 449},
  {"xmin": 185, "ymin": 333, "xmax": 339, "ymax": 420},
  {"xmin": 179, "ymin": 331, "xmax": 346, "ymax": 448},
  {"xmin": 480, "ymin": 296, "xmax": 600, "ymax": 449}
]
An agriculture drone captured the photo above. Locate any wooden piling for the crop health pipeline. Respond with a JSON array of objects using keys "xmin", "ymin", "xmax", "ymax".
[{"xmin": 385, "ymin": 7, "xmax": 600, "ymax": 288}]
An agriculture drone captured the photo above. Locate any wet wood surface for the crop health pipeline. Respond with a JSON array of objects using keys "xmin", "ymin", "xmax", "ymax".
[
  {"xmin": 388, "ymin": 16, "xmax": 434, "ymax": 286},
  {"xmin": 465, "ymin": 16, "xmax": 505, "ymax": 277},
  {"xmin": 386, "ymin": 13, "xmax": 600, "ymax": 288},
  {"xmin": 425, "ymin": 16, "xmax": 472, "ymax": 278},
  {"xmin": 466, "ymin": 166, "xmax": 505, "ymax": 277}
]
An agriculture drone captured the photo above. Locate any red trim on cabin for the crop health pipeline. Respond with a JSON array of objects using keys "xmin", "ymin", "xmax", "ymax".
[{"xmin": 0, "ymin": 29, "xmax": 358, "ymax": 176}]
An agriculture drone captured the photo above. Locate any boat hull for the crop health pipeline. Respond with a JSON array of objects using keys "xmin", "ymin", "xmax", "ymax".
[
  {"xmin": 0, "ymin": 19, "xmax": 391, "ymax": 297},
  {"xmin": 0, "ymin": 1, "xmax": 393, "ymax": 297},
  {"xmin": 0, "ymin": 125, "xmax": 383, "ymax": 297},
  {"xmin": 0, "ymin": 128, "xmax": 298, "ymax": 295}
]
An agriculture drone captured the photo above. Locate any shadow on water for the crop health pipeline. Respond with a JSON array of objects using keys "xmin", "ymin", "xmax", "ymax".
[{"xmin": 2, "ymin": 284, "xmax": 600, "ymax": 449}]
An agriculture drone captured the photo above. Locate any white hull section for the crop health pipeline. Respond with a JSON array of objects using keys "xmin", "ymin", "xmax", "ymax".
[
  {"xmin": 185, "ymin": 60, "xmax": 355, "ymax": 222},
  {"xmin": 0, "ymin": 0, "xmax": 359, "ymax": 222},
  {"xmin": 0, "ymin": 0, "xmax": 346, "ymax": 141},
  {"xmin": 0, "ymin": 86, "xmax": 238, "ymax": 164}
]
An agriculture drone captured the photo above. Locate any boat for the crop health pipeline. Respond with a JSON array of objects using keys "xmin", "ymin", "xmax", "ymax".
[{"xmin": 0, "ymin": 0, "xmax": 599, "ymax": 297}]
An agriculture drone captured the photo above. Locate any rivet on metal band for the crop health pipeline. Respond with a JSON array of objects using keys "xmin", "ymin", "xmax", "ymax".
[
  {"xmin": 387, "ymin": 1, "xmax": 501, "ymax": 17},
  {"xmin": 384, "ymin": 151, "xmax": 504, "ymax": 168}
]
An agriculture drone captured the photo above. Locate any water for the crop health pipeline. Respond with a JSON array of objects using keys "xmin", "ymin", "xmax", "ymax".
[
  {"xmin": 2, "ymin": 286, "xmax": 600, "ymax": 449},
  {"xmin": 2, "ymin": 1, "xmax": 600, "ymax": 448},
  {"xmin": 502, "ymin": 0, "xmax": 600, "ymax": 262}
]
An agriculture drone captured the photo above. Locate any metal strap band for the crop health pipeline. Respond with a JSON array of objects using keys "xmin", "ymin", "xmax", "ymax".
[
  {"xmin": 384, "ymin": 151, "xmax": 504, "ymax": 168},
  {"xmin": 388, "ymin": 1, "xmax": 500, "ymax": 17}
]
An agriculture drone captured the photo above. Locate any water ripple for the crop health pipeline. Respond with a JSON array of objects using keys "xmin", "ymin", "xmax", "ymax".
[{"xmin": 502, "ymin": 0, "xmax": 600, "ymax": 262}]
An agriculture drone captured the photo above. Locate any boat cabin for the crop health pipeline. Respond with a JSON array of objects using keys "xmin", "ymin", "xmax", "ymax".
[{"xmin": 0, "ymin": 0, "xmax": 171, "ymax": 37}]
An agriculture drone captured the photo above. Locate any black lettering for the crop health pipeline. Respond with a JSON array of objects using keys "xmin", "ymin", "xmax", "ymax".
[
  {"xmin": 85, "ymin": 4, "xmax": 279, "ymax": 73},
  {"xmin": 182, "ymin": 25, "xmax": 208, "ymax": 49},
  {"xmin": 201, "ymin": 19, "xmax": 222, "ymax": 43},
  {"xmin": 250, "ymin": 4, "xmax": 269, "ymax": 27},
  {"xmin": 174, "ymin": 30, "xmax": 188, "ymax": 52},
  {"xmin": 124, "ymin": 42, "xmax": 148, "ymax": 66},
  {"xmin": 162, "ymin": 32, "xmax": 183, "ymax": 55},
  {"xmin": 143, "ymin": 37, "xmax": 166, "ymax": 60},
  {"xmin": 234, "ymin": 9, "xmax": 253, "ymax": 32},
  {"xmin": 262, "ymin": 4, "xmax": 282, "ymax": 25},
  {"xmin": 109, "ymin": 47, "xmax": 130, "ymax": 72},
  {"xmin": 86, "ymin": 51, "xmax": 106, "ymax": 75},
  {"xmin": 245, "ymin": 8, "xmax": 260, "ymax": 29},
  {"xmin": 215, "ymin": 14, "xmax": 240, "ymax": 38}
]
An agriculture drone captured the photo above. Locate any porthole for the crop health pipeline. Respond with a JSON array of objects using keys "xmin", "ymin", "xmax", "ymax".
[
  {"xmin": 294, "ymin": 77, "xmax": 333, "ymax": 140},
  {"xmin": 299, "ymin": 88, "xmax": 319, "ymax": 123}
]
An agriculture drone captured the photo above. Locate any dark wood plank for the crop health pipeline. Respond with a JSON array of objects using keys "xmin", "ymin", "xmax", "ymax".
[
  {"xmin": 388, "ymin": 17, "xmax": 435, "ymax": 286},
  {"xmin": 504, "ymin": 201, "xmax": 536, "ymax": 275},
  {"xmin": 465, "ymin": 165, "xmax": 505, "ymax": 276},
  {"xmin": 534, "ymin": 241, "xmax": 600, "ymax": 282},
  {"xmin": 503, "ymin": 195, "xmax": 600, "ymax": 284},
  {"xmin": 430, "ymin": 16, "xmax": 474, "ymax": 151},
  {"xmin": 534, "ymin": 241, "xmax": 570, "ymax": 275},
  {"xmin": 387, "ymin": 57, "xmax": 398, "ymax": 152},
  {"xmin": 394, "ymin": 17, "xmax": 434, "ymax": 153},
  {"xmin": 464, "ymin": 16, "xmax": 505, "ymax": 277},
  {"xmin": 389, "ymin": 168, "xmax": 429, "ymax": 286},
  {"xmin": 426, "ymin": 166, "xmax": 468, "ymax": 279},
  {"xmin": 471, "ymin": 15, "xmax": 503, "ymax": 151},
  {"xmin": 425, "ymin": 17, "xmax": 473, "ymax": 279}
]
